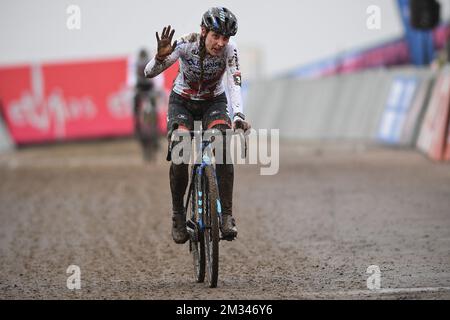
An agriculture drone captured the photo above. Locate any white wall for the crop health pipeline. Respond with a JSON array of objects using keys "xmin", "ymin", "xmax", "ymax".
[{"xmin": 1, "ymin": 0, "xmax": 449, "ymax": 77}]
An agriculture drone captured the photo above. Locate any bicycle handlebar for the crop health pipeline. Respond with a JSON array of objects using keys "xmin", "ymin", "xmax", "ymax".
[{"xmin": 168, "ymin": 128, "xmax": 248, "ymax": 160}]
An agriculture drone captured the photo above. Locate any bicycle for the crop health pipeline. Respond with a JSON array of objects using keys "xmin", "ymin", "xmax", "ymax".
[
  {"xmin": 176, "ymin": 127, "xmax": 246, "ymax": 288},
  {"xmin": 135, "ymin": 90, "xmax": 161, "ymax": 161}
]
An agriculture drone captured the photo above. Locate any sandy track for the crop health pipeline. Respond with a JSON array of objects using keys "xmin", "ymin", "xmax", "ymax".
[{"xmin": 1, "ymin": 139, "xmax": 449, "ymax": 299}]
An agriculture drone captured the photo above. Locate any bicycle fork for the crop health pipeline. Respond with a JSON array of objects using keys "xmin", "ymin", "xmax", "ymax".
[{"xmin": 186, "ymin": 164, "xmax": 223, "ymax": 243}]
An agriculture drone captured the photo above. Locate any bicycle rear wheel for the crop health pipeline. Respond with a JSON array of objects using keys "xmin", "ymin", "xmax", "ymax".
[
  {"xmin": 203, "ymin": 165, "xmax": 220, "ymax": 288},
  {"xmin": 147, "ymin": 107, "xmax": 160, "ymax": 151},
  {"xmin": 188, "ymin": 171, "xmax": 205, "ymax": 283}
]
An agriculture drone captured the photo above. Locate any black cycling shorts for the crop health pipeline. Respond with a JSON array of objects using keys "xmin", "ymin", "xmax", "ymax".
[{"xmin": 167, "ymin": 91, "xmax": 232, "ymax": 137}]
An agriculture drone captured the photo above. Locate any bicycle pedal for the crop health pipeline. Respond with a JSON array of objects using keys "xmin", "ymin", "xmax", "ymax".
[
  {"xmin": 186, "ymin": 219, "xmax": 198, "ymax": 242},
  {"xmin": 220, "ymin": 234, "xmax": 237, "ymax": 241}
]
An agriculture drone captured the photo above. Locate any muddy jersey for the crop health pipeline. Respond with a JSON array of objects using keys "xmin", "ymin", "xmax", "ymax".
[{"xmin": 144, "ymin": 33, "xmax": 243, "ymax": 117}]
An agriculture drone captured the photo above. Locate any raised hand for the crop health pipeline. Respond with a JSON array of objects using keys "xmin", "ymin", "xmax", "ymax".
[{"xmin": 155, "ymin": 25, "xmax": 177, "ymax": 60}]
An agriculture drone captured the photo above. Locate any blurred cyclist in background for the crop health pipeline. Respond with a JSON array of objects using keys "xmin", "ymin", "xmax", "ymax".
[
  {"xmin": 134, "ymin": 48, "xmax": 155, "ymax": 136},
  {"xmin": 134, "ymin": 48, "xmax": 167, "ymax": 160},
  {"xmin": 144, "ymin": 7, "xmax": 250, "ymax": 244}
]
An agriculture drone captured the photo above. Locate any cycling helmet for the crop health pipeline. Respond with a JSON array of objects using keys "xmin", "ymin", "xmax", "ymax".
[
  {"xmin": 201, "ymin": 7, "xmax": 238, "ymax": 37},
  {"xmin": 138, "ymin": 48, "xmax": 149, "ymax": 60}
]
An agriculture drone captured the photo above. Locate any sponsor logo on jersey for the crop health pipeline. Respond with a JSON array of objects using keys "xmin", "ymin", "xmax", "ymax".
[{"xmin": 233, "ymin": 72, "xmax": 242, "ymax": 86}]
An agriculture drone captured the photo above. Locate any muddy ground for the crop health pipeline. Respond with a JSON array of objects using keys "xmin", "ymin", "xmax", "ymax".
[{"xmin": 0, "ymin": 138, "xmax": 449, "ymax": 299}]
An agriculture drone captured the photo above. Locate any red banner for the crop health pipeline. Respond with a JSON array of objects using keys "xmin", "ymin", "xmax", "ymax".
[
  {"xmin": 416, "ymin": 66, "xmax": 450, "ymax": 161},
  {"xmin": 0, "ymin": 58, "xmax": 178, "ymax": 145}
]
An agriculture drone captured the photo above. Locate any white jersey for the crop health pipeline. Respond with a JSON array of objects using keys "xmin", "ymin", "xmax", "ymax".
[{"xmin": 144, "ymin": 33, "xmax": 243, "ymax": 117}]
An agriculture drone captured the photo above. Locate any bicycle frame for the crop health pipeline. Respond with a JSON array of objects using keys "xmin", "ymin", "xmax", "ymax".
[
  {"xmin": 182, "ymin": 127, "xmax": 246, "ymax": 287},
  {"xmin": 185, "ymin": 135, "xmax": 222, "ymax": 240}
]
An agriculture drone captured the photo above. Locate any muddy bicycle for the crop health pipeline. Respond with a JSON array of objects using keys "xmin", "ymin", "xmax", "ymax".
[
  {"xmin": 179, "ymin": 128, "xmax": 246, "ymax": 288},
  {"xmin": 135, "ymin": 91, "xmax": 161, "ymax": 161}
]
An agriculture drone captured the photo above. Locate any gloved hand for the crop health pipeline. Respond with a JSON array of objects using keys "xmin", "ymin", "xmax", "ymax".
[
  {"xmin": 155, "ymin": 25, "xmax": 177, "ymax": 61},
  {"xmin": 232, "ymin": 113, "xmax": 251, "ymax": 132}
]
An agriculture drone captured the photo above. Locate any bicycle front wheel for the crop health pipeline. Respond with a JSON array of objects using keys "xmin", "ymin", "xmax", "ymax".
[
  {"xmin": 185, "ymin": 168, "xmax": 205, "ymax": 282},
  {"xmin": 203, "ymin": 165, "xmax": 220, "ymax": 288},
  {"xmin": 188, "ymin": 172, "xmax": 205, "ymax": 283}
]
